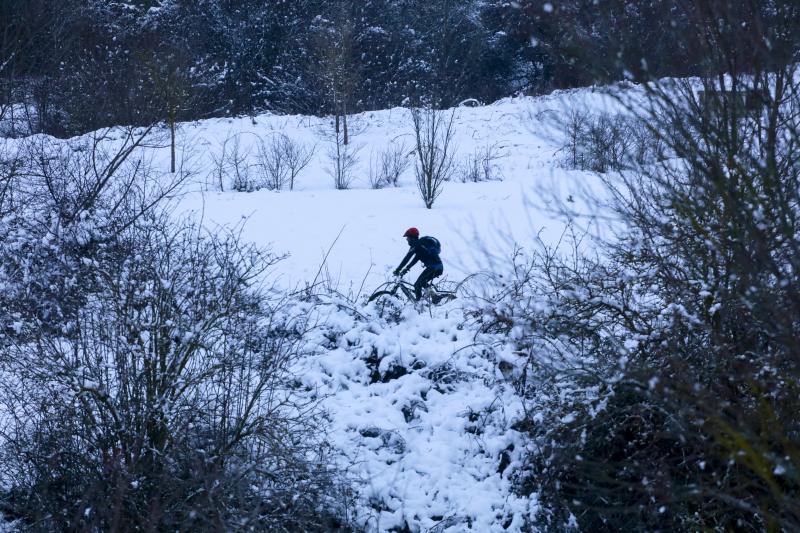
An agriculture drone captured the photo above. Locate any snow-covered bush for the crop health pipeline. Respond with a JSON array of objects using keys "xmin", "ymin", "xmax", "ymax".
[
  {"xmin": 255, "ymin": 133, "xmax": 315, "ymax": 191},
  {"xmin": 0, "ymin": 130, "xmax": 351, "ymax": 531},
  {"xmin": 368, "ymin": 142, "xmax": 409, "ymax": 189},
  {"xmin": 473, "ymin": 15, "xmax": 800, "ymax": 528},
  {"xmin": 473, "ymin": 165, "xmax": 800, "ymax": 528},
  {"xmin": 467, "ymin": 11, "xmax": 800, "ymax": 528},
  {"xmin": 463, "ymin": 243, "xmax": 635, "ymax": 521},
  {"xmin": 458, "ymin": 143, "xmax": 504, "ymax": 183}
]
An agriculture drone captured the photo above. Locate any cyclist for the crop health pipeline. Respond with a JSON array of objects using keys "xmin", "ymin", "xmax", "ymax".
[{"xmin": 392, "ymin": 227, "xmax": 443, "ymax": 300}]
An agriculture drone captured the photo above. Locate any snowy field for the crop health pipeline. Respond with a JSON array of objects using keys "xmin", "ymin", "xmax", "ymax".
[{"xmin": 172, "ymin": 89, "xmax": 617, "ymax": 291}]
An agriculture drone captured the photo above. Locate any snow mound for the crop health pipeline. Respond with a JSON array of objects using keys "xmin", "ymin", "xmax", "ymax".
[{"xmin": 292, "ymin": 293, "xmax": 534, "ymax": 532}]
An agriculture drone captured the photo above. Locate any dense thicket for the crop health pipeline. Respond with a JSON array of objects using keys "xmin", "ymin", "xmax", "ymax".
[
  {"xmin": 0, "ymin": 0, "xmax": 732, "ymax": 137},
  {"xmin": 468, "ymin": 0, "xmax": 800, "ymax": 529},
  {"xmin": 0, "ymin": 128, "xmax": 353, "ymax": 530}
]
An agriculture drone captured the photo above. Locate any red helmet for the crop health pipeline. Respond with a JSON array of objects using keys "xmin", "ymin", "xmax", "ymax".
[{"xmin": 403, "ymin": 227, "xmax": 420, "ymax": 238}]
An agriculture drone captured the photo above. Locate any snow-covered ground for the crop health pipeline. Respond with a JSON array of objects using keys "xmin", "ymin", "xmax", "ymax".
[
  {"xmin": 1, "ymin": 86, "xmax": 622, "ymax": 531},
  {"xmin": 174, "ymin": 90, "xmax": 614, "ymax": 291},
  {"xmin": 172, "ymin": 91, "xmax": 615, "ymax": 531},
  {"xmin": 292, "ymin": 295, "xmax": 531, "ymax": 531}
]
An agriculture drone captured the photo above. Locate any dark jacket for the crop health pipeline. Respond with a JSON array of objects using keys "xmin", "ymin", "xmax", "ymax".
[{"xmin": 397, "ymin": 236, "xmax": 443, "ymax": 271}]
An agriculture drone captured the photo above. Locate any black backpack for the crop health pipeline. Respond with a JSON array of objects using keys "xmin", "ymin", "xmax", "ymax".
[{"xmin": 419, "ymin": 236, "xmax": 441, "ymax": 256}]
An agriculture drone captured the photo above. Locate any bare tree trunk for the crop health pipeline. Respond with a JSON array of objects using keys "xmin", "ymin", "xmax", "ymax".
[{"xmin": 170, "ymin": 112, "xmax": 176, "ymax": 174}]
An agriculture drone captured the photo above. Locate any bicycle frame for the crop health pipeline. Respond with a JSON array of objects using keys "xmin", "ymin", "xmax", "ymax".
[{"xmin": 368, "ymin": 276, "xmax": 456, "ymax": 305}]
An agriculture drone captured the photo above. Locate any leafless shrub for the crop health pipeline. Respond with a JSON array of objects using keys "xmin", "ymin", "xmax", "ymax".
[
  {"xmin": 367, "ymin": 151, "xmax": 383, "ymax": 189},
  {"xmin": 411, "ymin": 107, "xmax": 457, "ymax": 208},
  {"xmin": 255, "ymin": 134, "xmax": 290, "ymax": 190},
  {"xmin": 325, "ymin": 120, "xmax": 360, "ymax": 190},
  {"xmin": 560, "ymin": 108, "xmax": 591, "ymax": 169},
  {"xmin": 281, "ymin": 135, "xmax": 315, "ymax": 191},
  {"xmin": 627, "ymin": 116, "xmax": 669, "ymax": 164},
  {"xmin": 368, "ymin": 142, "xmax": 409, "ymax": 189},
  {"xmin": 560, "ymin": 109, "xmax": 665, "ymax": 172},
  {"xmin": 255, "ymin": 133, "xmax": 316, "ymax": 191},
  {"xmin": 209, "ymin": 132, "xmax": 253, "ymax": 192},
  {"xmin": 459, "ymin": 143, "xmax": 504, "ymax": 183}
]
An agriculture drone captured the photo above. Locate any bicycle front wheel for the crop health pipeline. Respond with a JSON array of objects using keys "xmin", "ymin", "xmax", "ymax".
[{"xmin": 368, "ymin": 290, "xmax": 396, "ymax": 303}]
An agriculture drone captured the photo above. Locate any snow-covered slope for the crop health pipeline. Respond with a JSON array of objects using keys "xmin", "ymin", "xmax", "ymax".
[
  {"xmin": 167, "ymin": 91, "xmax": 617, "ymax": 531},
  {"xmin": 175, "ymin": 91, "xmax": 613, "ymax": 291}
]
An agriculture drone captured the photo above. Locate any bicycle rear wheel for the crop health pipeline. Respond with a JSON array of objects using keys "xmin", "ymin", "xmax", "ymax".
[{"xmin": 431, "ymin": 291, "xmax": 456, "ymax": 304}]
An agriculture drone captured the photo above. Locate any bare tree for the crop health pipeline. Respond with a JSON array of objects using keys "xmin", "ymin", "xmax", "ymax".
[
  {"xmin": 1, "ymin": 21, "xmax": 29, "ymax": 137},
  {"xmin": 149, "ymin": 56, "xmax": 190, "ymax": 174},
  {"xmin": 310, "ymin": 3, "xmax": 360, "ymax": 146},
  {"xmin": 410, "ymin": 107, "xmax": 457, "ymax": 208},
  {"xmin": 326, "ymin": 121, "xmax": 360, "ymax": 190}
]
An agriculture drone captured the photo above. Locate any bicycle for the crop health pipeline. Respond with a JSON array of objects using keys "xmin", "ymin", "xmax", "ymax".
[{"xmin": 367, "ymin": 275, "xmax": 457, "ymax": 306}]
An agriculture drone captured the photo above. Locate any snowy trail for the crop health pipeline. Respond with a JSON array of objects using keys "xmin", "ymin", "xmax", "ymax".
[{"xmin": 294, "ymin": 297, "xmax": 531, "ymax": 532}]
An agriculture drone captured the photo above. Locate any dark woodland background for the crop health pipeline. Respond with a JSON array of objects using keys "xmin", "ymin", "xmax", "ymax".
[{"xmin": 1, "ymin": 0, "xmax": 734, "ymax": 136}]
